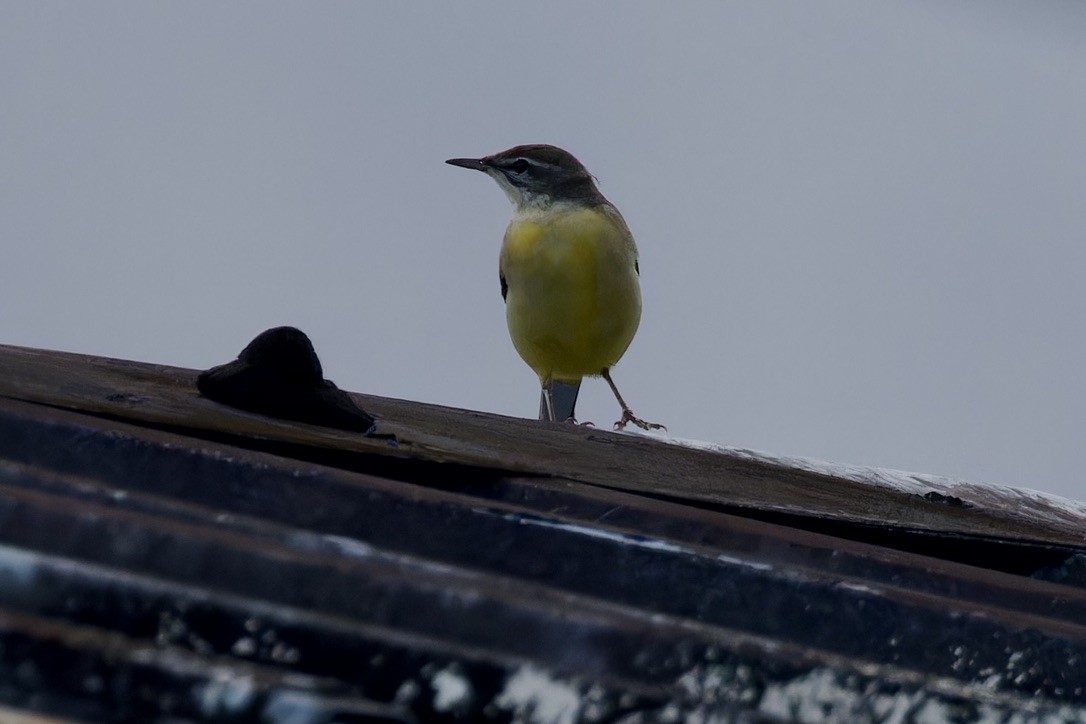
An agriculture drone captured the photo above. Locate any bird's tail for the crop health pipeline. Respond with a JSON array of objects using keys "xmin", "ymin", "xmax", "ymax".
[{"xmin": 539, "ymin": 380, "xmax": 581, "ymax": 422}]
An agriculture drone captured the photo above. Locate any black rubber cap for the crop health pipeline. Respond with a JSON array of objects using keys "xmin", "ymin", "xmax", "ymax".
[{"xmin": 197, "ymin": 326, "xmax": 375, "ymax": 432}]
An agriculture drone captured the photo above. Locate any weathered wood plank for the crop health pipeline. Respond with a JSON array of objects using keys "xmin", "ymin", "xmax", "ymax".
[{"xmin": 1, "ymin": 343, "xmax": 1084, "ymax": 548}]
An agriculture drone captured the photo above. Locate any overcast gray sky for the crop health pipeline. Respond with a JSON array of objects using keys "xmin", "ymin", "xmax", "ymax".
[{"xmin": 3, "ymin": 2, "xmax": 1084, "ymax": 500}]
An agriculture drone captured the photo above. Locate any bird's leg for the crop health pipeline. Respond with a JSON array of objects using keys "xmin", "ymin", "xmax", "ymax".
[
  {"xmin": 540, "ymin": 379, "xmax": 558, "ymax": 422},
  {"xmin": 541, "ymin": 378, "xmax": 587, "ymax": 424},
  {"xmin": 602, "ymin": 369, "xmax": 666, "ymax": 432}
]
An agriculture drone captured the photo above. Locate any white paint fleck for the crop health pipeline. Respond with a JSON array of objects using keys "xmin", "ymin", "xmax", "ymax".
[
  {"xmin": 394, "ymin": 679, "xmax": 420, "ymax": 705},
  {"xmin": 494, "ymin": 664, "xmax": 581, "ymax": 724},
  {"xmin": 836, "ymin": 581, "xmax": 882, "ymax": 596},
  {"xmin": 0, "ymin": 545, "xmax": 42, "ymax": 586},
  {"xmin": 270, "ymin": 641, "xmax": 300, "ymax": 664},
  {"xmin": 318, "ymin": 534, "xmax": 375, "ymax": 558},
  {"xmin": 431, "ymin": 664, "xmax": 473, "ymax": 712},
  {"xmin": 502, "ymin": 514, "xmax": 695, "ymax": 555},
  {"xmin": 261, "ymin": 690, "xmax": 329, "ymax": 724},
  {"xmin": 231, "ymin": 637, "xmax": 256, "ymax": 657},
  {"xmin": 197, "ymin": 672, "xmax": 256, "ymax": 716},
  {"xmin": 715, "ymin": 554, "xmax": 774, "ymax": 571}
]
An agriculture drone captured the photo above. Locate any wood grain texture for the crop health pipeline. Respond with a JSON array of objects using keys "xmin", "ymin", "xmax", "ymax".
[{"xmin": 1, "ymin": 343, "xmax": 1083, "ymax": 547}]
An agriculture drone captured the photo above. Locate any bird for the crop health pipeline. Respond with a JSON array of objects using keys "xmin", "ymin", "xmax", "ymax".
[{"xmin": 446, "ymin": 144, "xmax": 663, "ymax": 431}]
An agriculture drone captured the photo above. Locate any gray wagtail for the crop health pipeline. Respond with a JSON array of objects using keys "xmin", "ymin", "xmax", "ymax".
[{"xmin": 446, "ymin": 144, "xmax": 663, "ymax": 431}]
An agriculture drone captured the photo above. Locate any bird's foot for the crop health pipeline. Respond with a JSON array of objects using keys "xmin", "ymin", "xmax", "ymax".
[{"xmin": 613, "ymin": 409, "xmax": 666, "ymax": 432}]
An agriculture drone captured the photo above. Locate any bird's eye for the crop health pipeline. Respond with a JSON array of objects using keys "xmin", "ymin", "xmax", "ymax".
[{"xmin": 511, "ymin": 159, "xmax": 529, "ymax": 174}]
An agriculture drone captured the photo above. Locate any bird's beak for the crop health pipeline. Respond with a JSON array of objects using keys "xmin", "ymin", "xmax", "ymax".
[{"xmin": 445, "ymin": 157, "xmax": 488, "ymax": 171}]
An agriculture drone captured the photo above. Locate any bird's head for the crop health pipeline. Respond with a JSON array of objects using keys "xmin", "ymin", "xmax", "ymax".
[{"xmin": 446, "ymin": 144, "xmax": 606, "ymax": 210}]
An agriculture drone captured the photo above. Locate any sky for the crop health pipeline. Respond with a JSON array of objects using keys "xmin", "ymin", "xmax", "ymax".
[{"xmin": 2, "ymin": 3, "xmax": 1084, "ymax": 501}]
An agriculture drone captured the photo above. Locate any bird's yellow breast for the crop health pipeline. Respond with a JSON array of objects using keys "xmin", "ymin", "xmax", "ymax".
[{"xmin": 500, "ymin": 205, "xmax": 641, "ymax": 383}]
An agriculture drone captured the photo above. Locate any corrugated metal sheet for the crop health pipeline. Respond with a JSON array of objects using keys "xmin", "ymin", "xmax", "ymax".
[{"xmin": 1, "ymin": 344, "xmax": 1085, "ymax": 722}]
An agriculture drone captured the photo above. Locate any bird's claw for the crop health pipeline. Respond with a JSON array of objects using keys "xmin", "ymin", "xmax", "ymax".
[{"xmin": 613, "ymin": 410, "xmax": 666, "ymax": 432}]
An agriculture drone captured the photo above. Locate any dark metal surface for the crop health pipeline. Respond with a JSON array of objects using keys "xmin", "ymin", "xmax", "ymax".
[{"xmin": 1, "ymin": 346, "xmax": 1086, "ymax": 721}]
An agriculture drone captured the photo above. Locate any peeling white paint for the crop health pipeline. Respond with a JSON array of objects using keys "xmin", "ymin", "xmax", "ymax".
[
  {"xmin": 431, "ymin": 664, "xmax": 473, "ymax": 712},
  {"xmin": 755, "ymin": 667, "xmax": 1086, "ymax": 724},
  {"xmin": 494, "ymin": 665, "xmax": 581, "ymax": 724},
  {"xmin": 665, "ymin": 436, "xmax": 1086, "ymax": 537}
]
